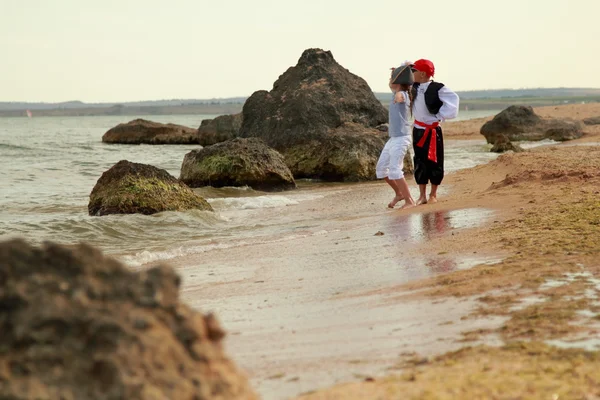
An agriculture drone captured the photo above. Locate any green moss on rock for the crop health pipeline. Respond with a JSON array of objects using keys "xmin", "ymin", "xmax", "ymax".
[
  {"xmin": 180, "ymin": 138, "xmax": 296, "ymax": 191},
  {"xmin": 89, "ymin": 160, "xmax": 212, "ymax": 216}
]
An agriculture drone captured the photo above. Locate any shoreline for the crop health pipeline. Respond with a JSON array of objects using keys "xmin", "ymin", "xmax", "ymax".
[
  {"xmin": 297, "ymin": 104, "xmax": 600, "ymax": 399},
  {"xmin": 145, "ymin": 103, "xmax": 600, "ymax": 399}
]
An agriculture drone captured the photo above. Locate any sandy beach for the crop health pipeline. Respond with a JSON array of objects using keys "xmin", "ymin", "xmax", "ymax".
[{"xmin": 150, "ymin": 103, "xmax": 600, "ymax": 399}]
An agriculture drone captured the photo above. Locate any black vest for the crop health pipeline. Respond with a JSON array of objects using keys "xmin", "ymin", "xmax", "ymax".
[{"xmin": 412, "ymin": 82, "xmax": 445, "ymax": 115}]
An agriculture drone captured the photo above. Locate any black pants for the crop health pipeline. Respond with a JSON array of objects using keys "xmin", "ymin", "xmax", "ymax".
[{"xmin": 412, "ymin": 126, "xmax": 444, "ymax": 185}]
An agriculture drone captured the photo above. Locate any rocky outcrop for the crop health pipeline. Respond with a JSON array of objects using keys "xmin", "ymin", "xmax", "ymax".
[
  {"xmin": 583, "ymin": 116, "xmax": 600, "ymax": 125},
  {"xmin": 180, "ymin": 138, "xmax": 296, "ymax": 191},
  {"xmin": 490, "ymin": 134, "xmax": 524, "ymax": 153},
  {"xmin": 238, "ymin": 48, "xmax": 395, "ymax": 181},
  {"xmin": 0, "ymin": 239, "xmax": 257, "ymax": 400},
  {"xmin": 102, "ymin": 119, "xmax": 199, "ymax": 144},
  {"xmin": 89, "ymin": 160, "xmax": 212, "ymax": 216},
  {"xmin": 481, "ymin": 106, "xmax": 584, "ymax": 143},
  {"xmin": 197, "ymin": 113, "xmax": 242, "ymax": 146},
  {"xmin": 544, "ymin": 119, "xmax": 585, "ymax": 141}
]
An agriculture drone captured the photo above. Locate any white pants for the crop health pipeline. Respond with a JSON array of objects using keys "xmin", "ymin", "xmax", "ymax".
[{"xmin": 376, "ymin": 135, "xmax": 411, "ymax": 180}]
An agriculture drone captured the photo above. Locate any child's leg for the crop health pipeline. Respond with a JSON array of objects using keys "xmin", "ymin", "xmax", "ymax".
[
  {"xmin": 429, "ymin": 185, "xmax": 439, "ymax": 203},
  {"xmin": 385, "ymin": 177, "xmax": 403, "ymax": 208},
  {"xmin": 412, "ymin": 127, "xmax": 430, "ymax": 205},
  {"xmin": 417, "ymin": 184, "xmax": 428, "ymax": 205},
  {"xmin": 428, "ymin": 127, "xmax": 445, "ymax": 203},
  {"xmin": 388, "ymin": 136, "xmax": 414, "ymax": 208},
  {"xmin": 394, "ymin": 177, "xmax": 416, "ymax": 209},
  {"xmin": 377, "ymin": 139, "xmax": 402, "ymax": 207}
]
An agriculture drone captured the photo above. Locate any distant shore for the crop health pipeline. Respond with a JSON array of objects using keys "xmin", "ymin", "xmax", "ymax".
[
  {"xmin": 0, "ymin": 103, "xmax": 244, "ymax": 118},
  {"xmin": 3, "ymin": 92, "xmax": 600, "ymax": 118}
]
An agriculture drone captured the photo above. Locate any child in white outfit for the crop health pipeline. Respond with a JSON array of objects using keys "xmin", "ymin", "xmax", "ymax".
[{"xmin": 376, "ymin": 62, "xmax": 416, "ymax": 209}]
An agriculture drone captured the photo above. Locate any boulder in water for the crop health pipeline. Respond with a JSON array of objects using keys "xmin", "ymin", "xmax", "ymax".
[
  {"xmin": 102, "ymin": 119, "xmax": 199, "ymax": 144},
  {"xmin": 583, "ymin": 116, "xmax": 600, "ymax": 125},
  {"xmin": 89, "ymin": 160, "xmax": 212, "ymax": 216},
  {"xmin": 481, "ymin": 106, "xmax": 583, "ymax": 143},
  {"xmin": 0, "ymin": 238, "xmax": 257, "ymax": 400},
  {"xmin": 180, "ymin": 138, "xmax": 296, "ymax": 191},
  {"xmin": 197, "ymin": 113, "xmax": 242, "ymax": 146}
]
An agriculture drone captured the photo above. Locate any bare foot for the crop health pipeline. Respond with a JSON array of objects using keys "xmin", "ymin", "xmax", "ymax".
[
  {"xmin": 428, "ymin": 195, "xmax": 438, "ymax": 204},
  {"xmin": 417, "ymin": 196, "xmax": 428, "ymax": 205},
  {"xmin": 388, "ymin": 195, "xmax": 403, "ymax": 208},
  {"xmin": 400, "ymin": 202, "xmax": 416, "ymax": 210}
]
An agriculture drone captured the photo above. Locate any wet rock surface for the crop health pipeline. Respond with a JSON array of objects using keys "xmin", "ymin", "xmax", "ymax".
[
  {"xmin": 102, "ymin": 119, "xmax": 199, "ymax": 144},
  {"xmin": 490, "ymin": 134, "xmax": 525, "ymax": 153},
  {"xmin": 0, "ymin": 239, "xmax": 257, "ymax": 400},
  {"xmin": 89, "ymin": 160, "xmax": 212, "ymax": 216},
  {"xmin": 180, "ymin": 137, "xmax": 296, "ymax": 191}
]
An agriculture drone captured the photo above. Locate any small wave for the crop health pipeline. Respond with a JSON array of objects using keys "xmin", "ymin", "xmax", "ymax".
[
  {"xmin": 121, "ymin": 228, "xmax": 335, "ymax": 267},
  {"xmin": 208, "ymin": 193, "xmax": 325, "ymax": 211},
  {"xmin": 0, "ymin": 143, "xmax": 34, "ymax": 151},
  {"xmin": 208, "ymin": 195, "xmax": 298, "ymax": 210}
]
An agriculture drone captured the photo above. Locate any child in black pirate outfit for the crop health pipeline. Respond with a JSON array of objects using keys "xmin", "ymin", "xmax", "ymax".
[{"xmin": 411, "ymin": 59, "xmax": 460, "ymax": 204}]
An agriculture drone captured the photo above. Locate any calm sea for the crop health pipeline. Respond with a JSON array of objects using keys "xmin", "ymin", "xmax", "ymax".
[{"xmin": 1, "ymin": 110, "xmax": 545, "ymax": 266}]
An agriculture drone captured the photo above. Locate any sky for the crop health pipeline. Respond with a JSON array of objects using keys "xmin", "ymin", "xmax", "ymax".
[{"xmin": 1, "ymin": 0, "xmax": 599, "ymax": 102}]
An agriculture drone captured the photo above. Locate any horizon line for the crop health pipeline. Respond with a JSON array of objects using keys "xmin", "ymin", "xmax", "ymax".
[{"xmin": 2, "ymin": 86, "xmax": 600, "ymax": 105}]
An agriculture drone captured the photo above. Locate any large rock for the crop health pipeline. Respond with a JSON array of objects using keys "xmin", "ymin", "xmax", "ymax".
[
  {"xmin": 102, "ymin": 119, "xmax": 199, "ymax": 144},
  {"xmin": 180, "ymin": 138, "xmax": 296, "ymax": 191},
  {"xmin": 481, "ymin": 106, "xmax": 584, "ymax": 143},
  {"xmin": 544, "ymin": 119, "xmax": 585, "ymax": 141},
  {"xmin": 0, "ymin": 239, "xmax": 257, "ymax": 400},
  {"xmin": 89, "ymin": 160, "xmax": 212, "ymax": 216},
  {"xmin": 583, "ymin": 116, "xmax": 600, "ymax": 125},
  {"xmin": 198, "ymin": 113, "xmax": 242, "ymax": 146},
  {"xmin": 238, "ymin": 48, "xmax": 391, "ymax": 181}
]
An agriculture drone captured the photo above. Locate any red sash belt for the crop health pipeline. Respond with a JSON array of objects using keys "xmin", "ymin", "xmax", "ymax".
[{"xmin": 414, "ymin": 120, "xmax": 440, "ymax": 163}]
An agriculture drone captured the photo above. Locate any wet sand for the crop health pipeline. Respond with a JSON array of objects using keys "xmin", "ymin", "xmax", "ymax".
[
  {"xmin": 167, "ymin": 189, "xmax": 508, "ymax": 398},
  {"xmin": 299, "ymin": 105, "xmax": 600, "ymax": 399},
  {"xmin": 149, "ymin": 103, "xmax": 600, "ymax": 399}
]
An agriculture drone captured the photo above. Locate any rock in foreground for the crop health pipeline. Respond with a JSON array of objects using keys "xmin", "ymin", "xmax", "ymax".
[
  {"xmin": 198, "ymin": 113, "xmax": 242, "ymax": 146},
  {"xmin": 239, "ymin": 48, "xmax": 390, "ymax": 181},
  {"xmin": 481, "ymin": 106, "xmax": 584, "ymax": 143},
  {"xmin": 89, "ymin": 160, "xmax": 212, "ymax": 216},
  {"xmin": 0, "ymin": 239, "xmax": 257, "ymax": 400},
  {"xmin": 102, "ymin": 119, "xmax": 199, "ymax": 144},
  {"xmin": 180, "ymin": 138, "xmax": 296, "ymax": 191}
]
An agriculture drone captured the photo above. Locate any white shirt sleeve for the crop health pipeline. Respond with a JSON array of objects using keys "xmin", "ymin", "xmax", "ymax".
[{"xmin": 435, "ymin": 86, "xmax": 460, "ymax": 121}]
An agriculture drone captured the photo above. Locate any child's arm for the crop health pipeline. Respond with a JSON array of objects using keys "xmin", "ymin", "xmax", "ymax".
[
  {"xmin": 394, "ymin": 91, "xmax": 405, "ymax": 103},
  {"xmin": 436, "ymin": 87, "xmax": 460, "ymax": 121}
]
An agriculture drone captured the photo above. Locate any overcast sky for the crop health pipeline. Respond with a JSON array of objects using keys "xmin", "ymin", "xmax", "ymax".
[{"xmin": 1, "ymin": 0, "xmax": 598, "ymax": 102}]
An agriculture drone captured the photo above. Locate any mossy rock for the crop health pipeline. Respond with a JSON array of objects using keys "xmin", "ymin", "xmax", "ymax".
[
  {"xmin": 89, "ymin": 160, "xmax": 212, "ymax": 216},
  {"xmin": 180, "ymin": 138, "xmax": 296, "ymax": 191}
]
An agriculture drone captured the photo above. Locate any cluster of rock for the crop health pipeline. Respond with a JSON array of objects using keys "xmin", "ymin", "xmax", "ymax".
[
  {"xmin": 93, "ymin": 48, "xmax": 418, "ymax": 215},
  {"xmin": 0, "ymin": 239, "xmax": 257, "ymax": 400}
]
